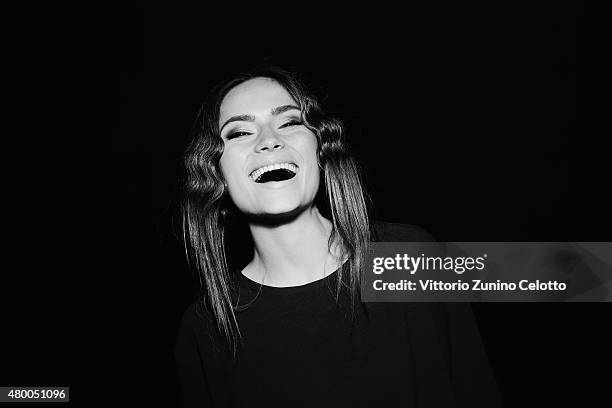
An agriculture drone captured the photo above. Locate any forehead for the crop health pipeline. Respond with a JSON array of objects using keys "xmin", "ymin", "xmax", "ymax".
[{"xmin": 219, "ymin": 78, "xmax": 297, "ymax": 125}]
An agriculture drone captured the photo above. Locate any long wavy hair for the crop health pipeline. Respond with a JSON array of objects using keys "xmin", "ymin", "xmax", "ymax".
[{"xmin": 182, "ymin": 64, "xmax": 371, "ymax": 354}]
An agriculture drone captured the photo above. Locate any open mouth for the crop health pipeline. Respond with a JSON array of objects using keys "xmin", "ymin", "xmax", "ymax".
[{"xmin": 249, "ymin": 162, "xmax": 298, "ymax": 183}]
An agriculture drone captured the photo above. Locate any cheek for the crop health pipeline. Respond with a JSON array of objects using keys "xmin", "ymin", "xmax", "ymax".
[
  {"xmin": 218, "ymin": 155, "xmax": 230, "ymax": 181},
  {"xmin": 219, "ymin": 151, "xmax": 242, "ymax": 184},
  {"xmin": 302, "ymin": 137, "xmax": 321, "ymax": 190},
  {"xmin": 309, "ymin": 169, "xmax": 321, "ymax": 196},
  {"xmin": 301, "ymin": 132, "xmax": 319, "ymax": 163}
]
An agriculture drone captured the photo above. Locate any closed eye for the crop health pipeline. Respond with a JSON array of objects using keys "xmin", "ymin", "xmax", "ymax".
[
  {"xmin": 226, "ymin": 131, "xmax": 252, "ymax": 140},
  {"xmin": 279, "ymin": 119, "xmax": 303, "ymax": 128}
]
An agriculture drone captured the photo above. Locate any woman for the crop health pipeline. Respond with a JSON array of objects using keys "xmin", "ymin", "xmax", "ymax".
[{"xmin": 175, "ymin": 64, "xmax": 502, "ymax": 407}]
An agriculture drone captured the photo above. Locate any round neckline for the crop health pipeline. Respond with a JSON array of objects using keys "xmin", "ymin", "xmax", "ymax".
[{"xmin": 239, "ymin": 265, "xmax": 342, "ymax": 293}]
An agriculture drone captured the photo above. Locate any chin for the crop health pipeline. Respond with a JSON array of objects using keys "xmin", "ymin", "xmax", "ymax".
[
  {"xmin": 248, "ymin": 203, "xmax": 307, "ymax": 225},
  {"xmin": 260, "ymin": 201, "xmax": 301, "ymax": 216}
]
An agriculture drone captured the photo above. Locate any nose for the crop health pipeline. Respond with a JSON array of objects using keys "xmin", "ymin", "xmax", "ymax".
[{"xmin": 255, "ymin": 127, "xmax": 284, "ymax": 153}]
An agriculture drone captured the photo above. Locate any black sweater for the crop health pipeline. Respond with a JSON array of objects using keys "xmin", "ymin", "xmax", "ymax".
[{"xmin": 174, "ymin": 222, "xmax": 502, "ymax": 407}]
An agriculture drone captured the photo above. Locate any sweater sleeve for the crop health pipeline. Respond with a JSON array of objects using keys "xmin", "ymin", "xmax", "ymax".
[
  {"xmin": 376, "ymin": 222, "xmax": 503, "ymax": 406},
  {"xmin": 445, "ymin": 302, "xmax": 503, "ymax": 407},
  {"xmin": 405, "ymin": 302, "xmax": 503, "ymax": 407},
  {"xmin": 174, "ymin": 304, "xmax": 214, "ymax": 407}
]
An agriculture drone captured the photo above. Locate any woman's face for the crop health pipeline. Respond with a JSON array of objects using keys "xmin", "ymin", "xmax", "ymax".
[{"xmin": 218, "ymin": 77, "xmax": 320, "ymax": 217}]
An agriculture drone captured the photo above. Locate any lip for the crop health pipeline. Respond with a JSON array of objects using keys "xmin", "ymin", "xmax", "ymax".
[
  {"xmin": 247, "ymin": 161, "xmax": 299, "ymax": 185},
  {"xmin": 252, "ymin": 175, "xmax": 298, "ymax": 188},
  {"xmin": 248, "ymin": 160, "xmax": 299, "ymax": 177}
]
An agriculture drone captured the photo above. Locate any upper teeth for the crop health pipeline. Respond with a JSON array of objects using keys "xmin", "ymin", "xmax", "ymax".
[{"xmin": 250, "ymin": 162, "xmax": 298, "ymax": 181}]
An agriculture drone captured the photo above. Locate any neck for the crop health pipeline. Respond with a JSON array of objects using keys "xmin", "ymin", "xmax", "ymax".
[{"xmin": 243, "ymin": 207, "xmax": 343, "ymax": 287}]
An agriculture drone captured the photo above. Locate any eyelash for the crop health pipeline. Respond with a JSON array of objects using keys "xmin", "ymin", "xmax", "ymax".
[
  {"xmin": 280, "ymin": 119, "xmax": 303, "ymax": 128},
  {"xmin": 226, "ymin": 131, "xmax": 251, "ymax": 140},
  {"xmin": 226, "ymin": 119, "xmax": 303, "ymax": 140}
]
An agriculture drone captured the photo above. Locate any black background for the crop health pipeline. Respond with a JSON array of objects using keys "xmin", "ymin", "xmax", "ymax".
[
  {"xmin": 113, "ymin": 4, "xmax": 609, "ymax": 407},
  {"xmin": 7, "ymin": 3, "xmax": 610, "ymax": 407}
]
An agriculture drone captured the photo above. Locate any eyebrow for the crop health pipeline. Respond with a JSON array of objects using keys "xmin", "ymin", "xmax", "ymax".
[{"xmin": 220, "ymin": 104, "xmax": 301, "ymax": 132}]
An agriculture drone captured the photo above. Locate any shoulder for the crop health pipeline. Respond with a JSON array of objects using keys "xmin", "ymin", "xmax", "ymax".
[
  {"xmin": 371, "ymin": 220, "xmax": 437, "ymax": 242},
  {"xmin": 178, "ymin": 300, "xmax": 216, "ymax": 333},
  {"xmin": 180, "ymin": 301, "xmax": 202, "ymax": 326},
  {"xmin": 175, "ymin": 300, "xmax": 220, "ymax": 348},
  {"xmin": 175, "ymin": 299, "xmax": 229, "ymax": 357}
]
